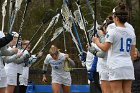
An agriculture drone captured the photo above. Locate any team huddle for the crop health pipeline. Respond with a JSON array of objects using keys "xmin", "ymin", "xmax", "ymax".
[{"xmin": 0, "ymin": 1, "xmax": 137, "ymax": 93}]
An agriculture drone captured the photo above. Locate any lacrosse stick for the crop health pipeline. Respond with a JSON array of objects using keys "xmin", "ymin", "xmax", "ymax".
[
  {"xmin": 16, "ymin": 0, "xmax": 31, "ymax": 47},
  {"xmin": 75, "ymin": 0, "xmax": 91, "ymax": 46},
  {"xmin": 22, "ymin": 9, "xmax": 55, "ymax": 52},
  {"xmin": 62, "ymin": 28, "xmax": 73, "ymax": 72},
  {"xmin": 61, "ymin": 2, "xmax": 87, "ymax": 66},
  {"xmin": 30, "ymin": 13, "xmax": 60, "ymax": 53},
  {"xmin": 40, "ymin": 27, "xmax": 64, "ymax": 52},
  {"xmin": 9, "ymin": 0, "xmax": 23, "ymax": 34}
]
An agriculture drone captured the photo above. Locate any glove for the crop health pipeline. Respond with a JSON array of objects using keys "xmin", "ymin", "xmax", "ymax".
[
  {"xmin": 28, "ymin": 55, "xmax": 37, "ymax": 64},
  {"xmin": 96, "ymin": 51, "xmax": 106, "ymax": 58},
  {"xmin": 87, "ymin": 71, "xmax": 94, "ymax": 81},
  {"xmin": 79, "ymin": 52, "xmax": 87, "ymax": 67},
  {"xmin": 79, "ymin": 51, "xmax": 87, "ymax": 62},
  {"xmin": 88, "ymin": 46, "xmax": 98, "ymax": 56},
  {"xmin": 81, "ymin": 61, "xmax": 86, "ymax": 67}
]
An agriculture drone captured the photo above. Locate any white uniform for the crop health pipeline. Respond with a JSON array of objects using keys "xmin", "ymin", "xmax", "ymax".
[
  {"xmin": 44, "ymin": 53, "xmax": 71, "ymax": 86},
  {"xmin": 0, "ymin": 32, "xmax": 6, "ymax": 88},
  {"xmin": 0, "ymin": 57, "xmax": 7, "ymax": 88},
  {"xmin": 5, "ymin": 49, "xmax": 29, "ymax": 85},
  {"xmin": 88, "ymin": 43, "xmax": 109, "ymax": 81},
  {"xmin": 19, "ymin": 55, "xmax": 37, "ymax": 86},
  {"xmin": 105, "ymin": 26, "xmax": 136, "ymax": 80}
]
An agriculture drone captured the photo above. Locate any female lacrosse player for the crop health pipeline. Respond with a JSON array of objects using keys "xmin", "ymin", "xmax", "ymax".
[
  {"xmin": 93, "ymin": 3, "xmax": 136, "ymax": 93},
  {"xmin": 0, "ymin": 31, "xmax": 18, "ymax": 93},
  {"xmin": 4, "ymin": 32, "xmax": 30, "ymax": 93},
  {"xmin": 131, "ymin": 48, "xmax": 140, "ymax": 93},
  {"xmin": 42, "ymin": 45, "xmax": 75, "ymax": 93}
]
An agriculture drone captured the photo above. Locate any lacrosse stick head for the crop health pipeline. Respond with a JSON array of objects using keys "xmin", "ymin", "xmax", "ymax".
[
  {"xmin": 61, "ymin": 4, "xmax": 73, "ymax": 31},
  {"xmin": 51, "ymin": 27, "xmax": 64, "ymax": 41}
]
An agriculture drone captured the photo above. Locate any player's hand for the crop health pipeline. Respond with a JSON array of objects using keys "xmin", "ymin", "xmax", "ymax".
[
  {"xmin": 42, "ymin": 75, "xmax": 47, "ymax": 83},
  {"xmin": 37, "ymin": 51, "xmax": 43, "ymax": 58},
  {"xmin": 17, "ymin": 52, "xmax": 23, "ymax": 58},
  {"xmin": 65, "ymin": 54, "xmax": 69, "ymax": 60},
  {"xmin": 92, "ymin": 35, "xmax": 99, "ymax": 44},
  {"xmin": 12, "ymin": 48, "xmax": 18, "ymax": 54}
]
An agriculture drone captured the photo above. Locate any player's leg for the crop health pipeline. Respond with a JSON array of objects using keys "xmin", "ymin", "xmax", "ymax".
[
  {"xmin": 6, "ymin": 76, "xmax": 17, "ymax": 93},
  {"xmin": 0, "ymin": 87, "xmax": 6, "ymax": 93},
  {"xmin": 52, "ymin": 83, "xmax": 61, "ymax": 93},
  {"xmin": 101, "ymin": 80, "xmax": 111, "ymax": 93},
  {"xmin": 62, "ymin": 84, "xmax": 70, "ymax": 93},
  {"xmin": 110, "ymin": 80, "xmax": 123, "ymax": 93},
  {"xmin": 6, "ymin": 85, "xmax": 16, "ymax": 93},
  {"xmin": 122, "ymin": 80, "xmax": 132, "ymax": 93},
  {"xmin": 0, "ymin": 77, "xmax": 7, "ymax": 93}
]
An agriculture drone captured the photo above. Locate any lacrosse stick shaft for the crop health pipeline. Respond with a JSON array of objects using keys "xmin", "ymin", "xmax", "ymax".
[
  {"xmin": 72, "ymin": 22, "xmax": 83, "ymax": 52},
  {"xmin": 40, "ymin": 27, "xmax": 63, "ymax": 52},
  {"xmin": 93, "ymin": 0, "xmax": 97, "ymax": 36},
  {"xmin": 69, "ymin": 28, "xmax": 81, "ymax": 54},
  {"xmin": 63, "ymin": 28, "xmax": 67, "ymax": 52}
]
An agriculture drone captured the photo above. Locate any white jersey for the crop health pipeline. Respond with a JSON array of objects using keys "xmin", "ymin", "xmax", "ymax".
[
  {"xmin": 44, "ymin": 53, "xmax": 70, "ymax": 78},
  {"xmin": 105, "ymin": 27, "xmax": 136, "ymax": 69}
]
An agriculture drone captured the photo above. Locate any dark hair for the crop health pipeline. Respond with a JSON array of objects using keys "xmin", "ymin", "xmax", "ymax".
[
  {"xmin": 106, "ymin": 16, "xmax": 114, "ymax": 26},
  {"xmin": 113, "ymin": 3, "xmax": 128, "ymax": 23},
  {"xmin": 99, "ymin": 16, "xmax": 113, "ymax": 32}
]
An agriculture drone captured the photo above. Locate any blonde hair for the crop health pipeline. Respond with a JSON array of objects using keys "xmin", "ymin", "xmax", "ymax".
[{"xmin": 49, "ymin": 45, "xmax": 59, "ymax": 55}]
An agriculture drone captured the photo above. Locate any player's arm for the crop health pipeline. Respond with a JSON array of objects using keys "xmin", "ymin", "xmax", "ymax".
[
  {"xmin": 130, "ymin": 45, "xmax": 135, "ymax": 61},
  {"xmin": 65, "ymin": 54, "xmax": 75, "ymax": 67},
  {"xmin": 42, "ymin": 55, "xmax": 49, "ymax": 82},
  {"xmin": 93, "ymin": 38, "xmax": 111, "ymax": 52},
  {"xmin": 42, "ymin": 64, "xmax": 48, "ymax": 82}
]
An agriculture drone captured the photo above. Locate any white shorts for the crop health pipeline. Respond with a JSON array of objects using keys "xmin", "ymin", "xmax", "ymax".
[
  {"xmin": 0, "ymin": 77, "xmax": 7, "ymax": 88},
  {"xmin": 109, "ymin": 66, "xmax": 135, "ymax": 81},
  {"xmin": 52, "ymin": 75, "xmax": 71, "ymax": 86},
  {"xmin": 99, "ymin": 70, "xmax": 109, "ymax": 81},
  {"xmin": 7, "ymin": 76, "xmax": 17, "ymax": 86},
  {"xmin": 19, "ymin": 77, "xmax": 28, "ymax": 86}
]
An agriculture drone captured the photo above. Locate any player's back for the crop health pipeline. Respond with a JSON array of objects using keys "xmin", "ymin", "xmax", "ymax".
[{"xmin": 107, "ymin": 27, "xmax": 136, "ymax": 69}]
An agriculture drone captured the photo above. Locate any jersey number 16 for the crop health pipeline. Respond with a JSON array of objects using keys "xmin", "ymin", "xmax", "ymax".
[{"xmin": 120, "ymin": 38, "xmax": 132, "ymax": 52}]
